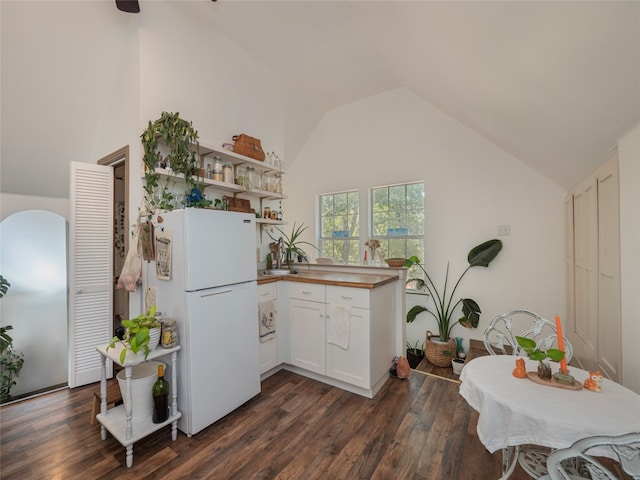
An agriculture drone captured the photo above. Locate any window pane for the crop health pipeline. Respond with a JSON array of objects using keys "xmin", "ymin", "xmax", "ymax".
[
  {"xmin": 334, "ymin": 193, "xmax": 347, "ymax": 215},
  {"xmin": 318, "ymin": 191, "xmax": 360, "ymax": 264},
  {"xmin": 372, "ymin": 188, "xmax": 388, "ymax": 212},
  {"xmin": 370, "ymin": 182, "xmax": 425, "ymax": 265},
  {"xmin": 321, "ymin": 195, "xmax": 333, "ymax": 216},
  {"xmin": 389, "ymin": 185, "xmax": 405, "ymax": 211}
]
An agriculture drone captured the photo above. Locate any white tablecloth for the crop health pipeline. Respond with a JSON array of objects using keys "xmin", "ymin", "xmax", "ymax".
[{"xmin": 459, "ymin": 355, "xmax": 640, "ymax": 454}]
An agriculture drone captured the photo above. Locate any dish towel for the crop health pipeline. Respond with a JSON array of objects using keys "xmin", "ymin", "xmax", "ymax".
[
  {"xmin": 258, "ymin": 300, "xmax": 276, "ymax": 342},
  {"xmin": 327, "ymin": 304, "xmax": 351, "ymax": 350}
]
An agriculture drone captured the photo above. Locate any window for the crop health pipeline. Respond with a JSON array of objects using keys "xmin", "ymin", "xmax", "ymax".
[
  {"xmin": 319, "ymin": 191, "xmax": 360, "ymax": 264},
  {"xmin": 371, "ymin": 182, "xmax": 425, "ymax": 273}
]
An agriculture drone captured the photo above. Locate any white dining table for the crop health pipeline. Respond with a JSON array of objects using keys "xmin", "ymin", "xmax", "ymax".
[{"xmin": 459, "ymin": 355, "xmax": 640, "ymax": 478}]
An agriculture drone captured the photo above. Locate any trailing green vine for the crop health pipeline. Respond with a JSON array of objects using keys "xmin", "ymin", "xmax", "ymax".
[{"xmin": 140, "ymin": 112, "xmax": 210, "ymax": 214}]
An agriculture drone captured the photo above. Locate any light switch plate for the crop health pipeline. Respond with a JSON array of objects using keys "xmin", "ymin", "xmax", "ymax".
[{"xmin": 497, "ymin": 224, "xmax": 511, "ymax": 236}]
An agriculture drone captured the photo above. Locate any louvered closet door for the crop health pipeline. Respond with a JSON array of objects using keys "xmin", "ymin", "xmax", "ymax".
[{"xmin": 69, "ymin": 162, "xmax": 113, "ymax": 387}]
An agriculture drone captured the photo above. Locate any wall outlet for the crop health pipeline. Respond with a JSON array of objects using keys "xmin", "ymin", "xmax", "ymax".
[
  {"xmin": 497, "ymin": 224, "xmax": 511, "ymax": 236},
  {"xmin": 256, "ymin": 248, "xmax": 261, "ymax": 262}
]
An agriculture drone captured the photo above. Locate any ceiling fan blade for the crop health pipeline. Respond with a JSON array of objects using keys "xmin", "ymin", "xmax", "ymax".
[{"xmin": 115, "ymin": 0, "xmax": 140, "ymax": 13}]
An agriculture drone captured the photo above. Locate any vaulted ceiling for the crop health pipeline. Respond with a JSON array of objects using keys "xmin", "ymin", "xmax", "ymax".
[{"xmin": 188, "ymin": 0, "xmax": 639, "ymax": 189}]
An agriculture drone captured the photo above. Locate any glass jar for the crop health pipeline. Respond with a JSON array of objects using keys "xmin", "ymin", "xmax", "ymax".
[
  {"xmin": 274, "ymin": 173, "xmax": 282, "ymax": 194},
  {"xmin": 223, "ymin": 160, "xmax": 234, "ymax": 184},
  {"xmin": 212, "ymin": 156, "xmax": 224, "ymax": 182},
  {"xmin": 161, "ymin": 319, "xmax": 179, "ymax": 348},
  {"xmin": 246, "ymin": 166, "xmax": 257, "ymax": 190},
  {"xmin": 235, "ymin": 165, "xmax": 249, "ymax": 189},
  {"xmin": 263, "ymin": 174, "xmax": 273, "ymax": 192}
]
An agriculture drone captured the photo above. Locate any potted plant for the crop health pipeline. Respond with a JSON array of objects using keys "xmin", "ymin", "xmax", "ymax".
[
  {"xmin": 405, "ymin": 340, "xmax": 425, "ymax": 369},
  {"xmin": 268, "ymin": 222, "xmax": 319, "ymax": 272},
  {"xmin": 515, "ymin": 336, "xmax": 565, "ymax": 380},
  {"xmin": 404, "ymin": 239, "xmax": 503, "ymax": 367},
  {"xmin": 107, "ymin": 305, "xmax": 161, "ymax": 364},
  {"xmin": 140, "ymin": 112, "xmax": 210, "ymax": 215},
  {"xmin": 0, "ymin": 276, "xmax": 24, "ymax": 403}
]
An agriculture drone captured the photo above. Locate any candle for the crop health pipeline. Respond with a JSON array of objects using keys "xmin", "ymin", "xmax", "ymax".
[{"xmin": 555, "ymin": 314, "xmax": 568, "ymax": 373}]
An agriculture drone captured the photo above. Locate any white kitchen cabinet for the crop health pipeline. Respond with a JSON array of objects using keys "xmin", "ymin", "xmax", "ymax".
[
  {"xmin": 326, "ymin": 306, "xmax": 370, "ymax": 388},
  {"xmin": 289, "ymin": 299, "xmax": 326, "ymax": 375},
  {"xmin": 258, "ymin": 282, "xmax": 278, "ymax": 374},
  {"xmin": 285, "ymin": 281, "xmax": 396, "ymax": 395},
  {"xmin": 95, "ymin": 343, "xmax": 181, "ymax": 468}
]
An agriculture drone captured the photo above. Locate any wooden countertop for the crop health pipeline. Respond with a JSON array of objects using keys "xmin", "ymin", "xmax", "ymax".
[{"xmin": 257, "ymin": 270, "xmax": 398, "ymax": 289}]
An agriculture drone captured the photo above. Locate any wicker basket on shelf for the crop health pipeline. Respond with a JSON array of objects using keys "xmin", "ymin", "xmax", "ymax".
[{"xmin": 425, "ymin": 331, "xmax": 456, "ymax": 367}]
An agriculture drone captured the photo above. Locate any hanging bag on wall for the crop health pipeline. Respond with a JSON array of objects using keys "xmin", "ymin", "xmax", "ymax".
[
  {"xmin": 232, "ymin": 134, "xmax": 265, "ymax": 161},
  {"xmin": 117, "ymin": 224, "xmax": 143, "ymax": 292}
]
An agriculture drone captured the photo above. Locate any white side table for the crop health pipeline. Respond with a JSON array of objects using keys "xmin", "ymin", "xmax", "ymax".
[{"xmin": 95, "ymin": 343, "xmax": 181, "ymax": 468}]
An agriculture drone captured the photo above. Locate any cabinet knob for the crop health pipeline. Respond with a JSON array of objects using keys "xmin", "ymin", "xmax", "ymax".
[
  {"xmin": 341, "ymin": 295, "xmax": 353, "ymax": 300},
  {"xmin": 302, "ymin": 290, "xmax": 312, "ymax": 295}
]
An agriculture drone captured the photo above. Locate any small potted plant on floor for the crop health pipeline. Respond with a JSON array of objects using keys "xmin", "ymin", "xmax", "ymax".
[
  {"xmin": 404, "ymin": 239, "xmax": 503, "ymax": 367},
  {"xmin": 107, "ymin": 305, "xmax": 162, "ymax": 364},
  {"xmin": 0, "ymin": 276, "xmax": 24, "ymax": 403},
  {"xmin": 406, "ymin": 340, "xmax": 425, "ymax": 369}
]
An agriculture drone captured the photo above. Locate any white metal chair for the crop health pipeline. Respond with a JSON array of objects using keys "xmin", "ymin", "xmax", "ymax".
[
  {"xmin": 482, "ymin": 309, "xmax": 575, "ymax": 479},
  {"xmin": 483, "ymin": 309, "xmax": 573, "ymax": 363},
  {"xmin": 540, "ymin": 432, "xmax": 640, "ymax": 480}
]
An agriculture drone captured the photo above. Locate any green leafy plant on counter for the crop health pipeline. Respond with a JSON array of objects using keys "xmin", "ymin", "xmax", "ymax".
[
  {"xmin": 404, "ymin": 239, "xmax": 503, "ymax": 342},
  {"xmin": 107, "ymin": 305, "xmax": 161, "ymax": 364},
  {"xmin": 267, "ymin": 222, "xmax": 319, "ymax": 271}
]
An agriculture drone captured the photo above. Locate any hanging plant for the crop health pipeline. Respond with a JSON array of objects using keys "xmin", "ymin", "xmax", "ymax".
[{"xmin": 140, "ymin": 112, "xmax": 206, "ymax": 215}]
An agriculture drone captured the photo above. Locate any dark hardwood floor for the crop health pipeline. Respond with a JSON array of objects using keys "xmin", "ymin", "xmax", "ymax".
[{"xmin": 1, "ymin": 367, "xmax": 532, "ymax": 480}]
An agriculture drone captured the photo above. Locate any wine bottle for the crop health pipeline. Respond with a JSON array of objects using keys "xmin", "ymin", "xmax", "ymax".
[{"xmin": 152, "ymin": 364, "xmax": 170, "ymax": 423}]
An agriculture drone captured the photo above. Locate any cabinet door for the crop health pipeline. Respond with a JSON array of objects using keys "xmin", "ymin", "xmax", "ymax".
[
  {"xmin": 258, "ymin": 283, "xmax": 278, "ymax": 374},
  {"xmin": 259, "ymin": 335, "xmax": 277, "ymax": 374},
  {"xmin": 326, "ymin": 307, "xmax": 370, "ymax": 389},
  {"xmin": 289, "ymin": 299, "xmax": 325, "ymax": 374}
]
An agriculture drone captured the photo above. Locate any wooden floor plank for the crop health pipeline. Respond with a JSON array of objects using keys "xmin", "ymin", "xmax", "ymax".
[{"xmin": 1, "ymin": 368, "xmax": 535, "ymax": 480}]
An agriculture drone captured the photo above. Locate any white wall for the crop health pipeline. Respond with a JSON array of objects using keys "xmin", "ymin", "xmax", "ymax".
[
  {"xmin": 618, "ymin": 122, "xmax": 640, "ymax": 392},
  {"xmin": 1, "ymin": 1, "xmax": 140, "ymax": 200},
  {"xmin": 285, "ymin": 87, "xmax": 567, "ymax": 346}
]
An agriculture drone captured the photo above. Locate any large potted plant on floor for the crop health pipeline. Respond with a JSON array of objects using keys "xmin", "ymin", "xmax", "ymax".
[
  {"xmin": 404, "ymin": 239, "xmax": 503, "ymax": 367},
  {"xmin": 0, "ymin": 276, "xmax": 24, "ymax": 403}
]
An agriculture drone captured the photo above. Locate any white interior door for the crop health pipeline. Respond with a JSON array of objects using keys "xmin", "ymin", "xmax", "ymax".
[
  {"xmin": 69, "ymin": 161, "xmax": 113, "ymax": 387},
  {"xmin": 597, "ymin": 158, "xmax": 621, "ymax": 381}
]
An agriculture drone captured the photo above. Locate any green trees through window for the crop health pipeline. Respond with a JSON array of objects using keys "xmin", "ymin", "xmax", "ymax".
[
  {"xmin": 318, "ymin": 182, "xmax": 424, "ymax": 269},
  {"xmin": 319, "ymin": 191, "xmax": 360, "ymax": 264}
]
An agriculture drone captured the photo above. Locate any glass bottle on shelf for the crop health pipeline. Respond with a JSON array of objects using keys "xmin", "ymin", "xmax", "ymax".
[
  {"xmin": 212, "ymin": 156, "xmax": 224, "ymax": 182},
  {"xmin": 152, "ymin": 364, "xmax": 170, "ymax": 424}
]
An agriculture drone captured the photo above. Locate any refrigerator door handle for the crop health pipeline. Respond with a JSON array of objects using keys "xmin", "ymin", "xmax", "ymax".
[{"xmin": 201, "ymin": 289, "xmax": 233, "ymax": 298}]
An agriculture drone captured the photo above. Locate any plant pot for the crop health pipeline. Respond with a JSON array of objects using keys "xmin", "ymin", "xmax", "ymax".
[
  {"xmin": 451, "ymin": 358, "xmax": 465, "ymax": 375},
  {"xmin": 425, "ymin": 331, "xmax": 456, "ymax": 367},
  {"xmin": 148, "ymin": 327, "xmax": 161, "ymax": 351},
  {"xmin": 406, "ymin": 350, "xmax": 425, "ymax": 369},
  {"xmin": 537, "ymin": 361, "xmax": 552, "ymax": 380},
  {"xmin": 116, "ymin": 361, "xmax": 164, "ymax": 420}
]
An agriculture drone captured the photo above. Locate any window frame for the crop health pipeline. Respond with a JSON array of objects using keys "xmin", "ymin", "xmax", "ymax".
[{"xmin": 317, "ymin": 189, "xmax": 361, "ymax": 265}]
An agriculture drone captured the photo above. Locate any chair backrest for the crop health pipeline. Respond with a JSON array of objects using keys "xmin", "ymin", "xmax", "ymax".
[
  {"xmin": 483, "ymin": 309, "xmax": 573, "ymax": 362},
  {"xmin": 546, "ymin": 432, "xmax": 640, "ymax": 480}
]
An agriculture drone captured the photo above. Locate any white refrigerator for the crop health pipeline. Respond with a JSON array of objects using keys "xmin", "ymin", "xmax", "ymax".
[{"xmin": 147, "ymin": 208, "xmax": 260, "ymax": 436}]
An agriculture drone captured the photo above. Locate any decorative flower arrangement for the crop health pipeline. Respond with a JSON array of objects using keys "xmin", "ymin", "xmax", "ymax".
[{"xmin": 365, "ymin": 239, "xmax": 383, "ymax": 264}]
